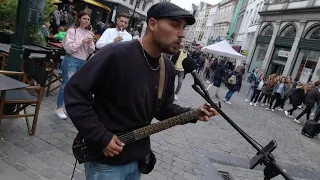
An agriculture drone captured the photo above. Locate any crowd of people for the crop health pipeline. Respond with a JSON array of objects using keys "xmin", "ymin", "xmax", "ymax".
[{"xmin": 192, "ymin": 55, "xmax": 320, "ymax": 125}]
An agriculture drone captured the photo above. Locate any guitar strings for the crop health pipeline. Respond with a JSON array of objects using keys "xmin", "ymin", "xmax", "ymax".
[{"xmin": 115, "ymin": 110, "xmax": 202, "ymax": 144}]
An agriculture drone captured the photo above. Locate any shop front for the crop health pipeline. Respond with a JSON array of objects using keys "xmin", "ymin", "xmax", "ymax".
[
  {"xmin": 266, "ymin": 24, "xmax": 296, "ymax": 76},
  {"xmin": 249, "ymin": 24, "xmax": 273, "ymax": 72},
  {"xmin": 291, "ymin": 24, "xmax": 320, "ymax": 83}
]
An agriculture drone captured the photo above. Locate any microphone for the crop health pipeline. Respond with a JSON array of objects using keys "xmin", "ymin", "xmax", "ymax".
[{"xmin": 182, "ymin": 57, "xmax": 210, "ymax": 98}]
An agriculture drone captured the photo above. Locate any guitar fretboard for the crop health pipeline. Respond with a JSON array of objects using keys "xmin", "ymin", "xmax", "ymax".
[{"xmin": 132, "ymin": 109, "xmax": 203, "ymax": 141}]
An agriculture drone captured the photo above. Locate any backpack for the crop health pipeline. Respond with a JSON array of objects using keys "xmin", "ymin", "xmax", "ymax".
[{"xmin": 228, "ymin": 74, "xmax": 237, "ymax": 85}]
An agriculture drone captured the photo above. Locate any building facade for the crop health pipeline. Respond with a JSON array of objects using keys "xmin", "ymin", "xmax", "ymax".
[
  {"xmin": 235, "ymin": 0, "xmax": 264, "ymax": 55},
  {"xmin": 247, "ymin": 0, "xmax": 320, "ymax": 83},
  {"xmin": 212, "ymin": 0, "xmax": 238, "ymax": 40},
  {"xmin": 184, "ymin": 2, "xmax": 215, "ymax": 47}
]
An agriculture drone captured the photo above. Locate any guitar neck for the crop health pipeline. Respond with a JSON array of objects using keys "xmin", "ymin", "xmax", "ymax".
[{"xmin": 128, "ymin": 109, "xmax": 203, "ymax": 142}]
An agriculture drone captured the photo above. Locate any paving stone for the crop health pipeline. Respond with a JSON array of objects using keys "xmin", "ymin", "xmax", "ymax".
[
  {"xmin": 34, "ymin": 152, "xmax": 52, "ymax": 162},
  {"xmin": 1, "ymin": 157, "xmax": 18, "ymax": 166},
  {"xmin": 150, "ymin": 171, "xmax": 169, "ymax": 180},
  {"xmin": 141, "ymin": 174, "xmax": 156, "ymax": 180},
  {"xmin": 161, "ymin": 168, "xmax": 175, "ymax": 178},
  {"xmin": 194, "ymin": 168, "xmax": 204, "ymax": 175},
  {"xmin": 52, "ymin": 173, "xmax": 70, "ymax": 180},
  {"xmin": 160, "ymin": 162, "xmax": 173, "ymax": 170},
  {"xmin": 12, "ymin": 164, "xmax": 28, "ymax": 172},
  {"xmin": 173, "ymin": 174, "xmax": 188, "ymax": 180},
  {"xmin": 46, "ymin": 157, "xmax": 65, "ymax": 168},
  {"xmin": 172, "ymin": 167, "xmax": 184, "ymax": 176},
  {"xmin": 50, "ymin": 149, "xmax": 69, "ymax": 159},
  {"xmin": 14, "ymin": 140, "xmax": 32, "ymax": 149},
  {"xmin": 183, "ymin": 166, "xmax": 195, "ymax": 175},
  {"xmin": 51, "ymin": 133, "xmax": 66, "ymax": 139},
  {"xmin": 0, "ymin": 152, "xmax": 4, "ymax": 158},
  {"xmin": 58, "ymin": 164, "xmax": 74, "ymax": 176},
  {"xmin": 172, "ymin": 161, "xmax": 185, "ymax": 170},
  {"xmin": 23, "ymin": 147, "xmax": 44, "ymax": 155},
  {"xmin": 0, "ymin": 160, "xmax": 9, "ymax": 170},
  {"xmin": 183, "ymin": 172, "xmax": 197, "ymax": 180},
  {"xmin": 19, "ymin": 157, "xmax": 48, "ymax": 171},
  {"xmin": 39, "ymin": 167, "xmax": 57, "ymax": 179},
  {"xmin": 24, "ymin": 169, "xmax": 41, "ymax": 180},
  {"xmin": 73, "ymin": 172, "xmax": 86, "ymax": 180},
  {"xmin": 29, "ymin": 138, "xmax": 47, "ymax": 147}
]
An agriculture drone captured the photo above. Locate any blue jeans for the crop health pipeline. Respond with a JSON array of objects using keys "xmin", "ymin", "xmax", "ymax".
[
  {"xmin": 225, "ymin": 90, "xmax": 235, "ymax": 101},
  {"xmin": 246, "ymin": 85, "xmax": 254, "ymax": 99},
  {"xmin": 56, "ymin": 55, "xmax": 85, "ymax": 107},
  {"xmin": 84, "ymin": 161, "xmax": 141, "ymax": 180},
  {"xmin": 175, "ymin": 70, "xmax": 185, "ymax": 94}
]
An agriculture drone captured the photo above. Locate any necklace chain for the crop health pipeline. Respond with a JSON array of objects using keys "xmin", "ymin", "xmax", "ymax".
[{"xmin": 141, "ymin": 43, "xmax": 160, "ymax": 71}]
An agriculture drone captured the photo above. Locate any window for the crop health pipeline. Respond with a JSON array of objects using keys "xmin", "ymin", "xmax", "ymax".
[
  {"xmin": 305, "ymin": 25, "xmax": 320, "ymax": 39},
  {"xmin": 129, "ymin": 0, "xmax": 134, "ymax": 5},
  {"xmin": 279, "ymin": 24, "xmax": 296, "ymax": 38},
  {"xmin": 142, "ymin": 1, "xmax": 146, "ymax": 11},
  {"xmin": 260, "ymin": 24, "xmax": 273, "ymax": 36},
  {"xmin": 136, "ymin": 0, "xmax": 141, "ymax": 9}
]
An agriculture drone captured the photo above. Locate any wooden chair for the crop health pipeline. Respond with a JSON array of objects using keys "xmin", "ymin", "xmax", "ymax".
[
  {"xmin": 45, "ymin": 49, "xmax": 64, "ymax": 96},
  {"xmin": 0, "ymin": 58, "xmax": 49, "ymax": 135},
  {"xmin": 0, "ymin": 52, "xmax": 8, "ymax": 70}
]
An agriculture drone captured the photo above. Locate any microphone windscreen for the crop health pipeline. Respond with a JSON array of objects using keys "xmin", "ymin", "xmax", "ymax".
[{"xmin": 182, "ymin": 57, "xmax": 198, "ymax": 73}]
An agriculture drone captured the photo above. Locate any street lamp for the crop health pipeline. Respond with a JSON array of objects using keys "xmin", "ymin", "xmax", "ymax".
[{"xmin": 6, "ymin": 0, "xmax": 31, "ymax": 71}]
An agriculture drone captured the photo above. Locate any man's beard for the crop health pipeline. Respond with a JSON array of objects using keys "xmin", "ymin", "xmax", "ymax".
[{"xmin": 153, "ymin": 38, "xmax": 179, "ymax": 55}]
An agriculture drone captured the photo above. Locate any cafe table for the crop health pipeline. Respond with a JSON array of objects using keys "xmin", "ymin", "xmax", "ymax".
[{"xmin": 0, "ymin": 73, "xmax": 29, "ymax": 139}]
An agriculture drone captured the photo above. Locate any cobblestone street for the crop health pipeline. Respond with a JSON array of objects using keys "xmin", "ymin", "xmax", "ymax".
[{"xmin": 0, "ymin": 75, "xmax": 319, "ymax": 180}]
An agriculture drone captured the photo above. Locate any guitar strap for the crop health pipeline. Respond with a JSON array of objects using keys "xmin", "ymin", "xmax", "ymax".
[{"xmin": 156, "ymin": 54, "xmax": 165, "ymax": 111}]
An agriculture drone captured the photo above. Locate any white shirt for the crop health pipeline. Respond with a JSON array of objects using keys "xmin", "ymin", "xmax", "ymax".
[{"xmin": 96, "ymin": 28, "xmax": 132, "ymax": 49}]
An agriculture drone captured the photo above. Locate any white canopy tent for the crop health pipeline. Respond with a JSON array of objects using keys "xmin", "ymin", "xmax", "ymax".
[{"xmin": 201, "ymin": 40, "xmax": 246, "ymax": 60}]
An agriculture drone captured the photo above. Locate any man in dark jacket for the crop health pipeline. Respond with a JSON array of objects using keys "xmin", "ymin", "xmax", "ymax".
[
  {"xmin": 294, "ymin": 81, "xmax": 320, "ymax": 123},
  {"xmin": 64, "ymin": 2, "xmax": 218, "ymax": 180}
]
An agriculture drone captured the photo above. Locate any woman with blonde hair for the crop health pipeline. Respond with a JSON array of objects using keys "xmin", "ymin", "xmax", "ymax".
[
  {"xmin": 54, "ymin": 11, "xmax": 95, "ymax": 120},
  {"xmin": 266, "ymin": 76, "xmax": 287, "ymax": 111}
]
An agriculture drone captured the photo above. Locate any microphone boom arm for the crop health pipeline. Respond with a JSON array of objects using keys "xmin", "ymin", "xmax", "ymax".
[{"xmin": 191, "ymin": 83, "xmax": 294, "ymax": 180}]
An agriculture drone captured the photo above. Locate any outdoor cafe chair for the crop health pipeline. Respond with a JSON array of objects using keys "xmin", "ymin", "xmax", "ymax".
[{"xmin": 0, "ymin": 55, "xmax": 49, "ymax": 135}]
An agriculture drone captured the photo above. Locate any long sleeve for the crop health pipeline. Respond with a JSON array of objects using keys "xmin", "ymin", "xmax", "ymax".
[
  {"xmin": 62, "ymin": 28, "xmax": 83, "ymax": 54},
  {"xmin": 96, "ymin": 29, "xmax": 113, "ymax": 49},
  {"xmin": 87, "ymin": 42, "xmax": 96, "ymax": 54},
  {"xmin": 64, "ymin": 45, "xmax": 116, "ymax": 149}
]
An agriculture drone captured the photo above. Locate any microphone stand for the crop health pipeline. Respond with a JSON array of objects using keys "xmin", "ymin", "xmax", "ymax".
[{"xmin": 191, "ymin": 84, "xmax": 294, "ymax": 180}]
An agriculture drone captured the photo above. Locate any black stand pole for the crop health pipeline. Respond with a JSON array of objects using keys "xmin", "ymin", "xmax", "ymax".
[{"xmin": 191, "ymin": 84, "xmax": 294, "ymax": 180}]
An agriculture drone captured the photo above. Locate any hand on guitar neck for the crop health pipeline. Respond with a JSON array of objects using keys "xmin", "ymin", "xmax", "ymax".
[
  {"xmin": 102, "ymin": 135, "xmax": 125, "ymax": 157},
  {"xmin": 198, "ymin": 103, "xmax": 219, "ymax": 122}
]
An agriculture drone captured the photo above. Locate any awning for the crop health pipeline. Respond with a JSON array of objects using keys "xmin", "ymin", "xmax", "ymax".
[{"xmin": 83, "ymin": 0, "xmax": 111, "ymax": 12}]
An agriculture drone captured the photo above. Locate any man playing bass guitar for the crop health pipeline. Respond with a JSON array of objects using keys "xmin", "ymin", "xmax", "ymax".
[{"xmin": 64, "ymin": 2, "xmax": 219, "ymax": 180}]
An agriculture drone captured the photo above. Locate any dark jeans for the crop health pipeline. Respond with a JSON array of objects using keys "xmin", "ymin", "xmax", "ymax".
[
  {"xmin": 287, "ymin": 105, "xmax": 299, "ymax": 115},
  {"xmin": 225, "ymin": 90, "xmax": 235, "ymax": 101},
  {"xmin": 175, "ymin": 70, "xmax": 184, "ymax": 94},
  {"xmin": 296, "ymin": 105, "xmax": 313, "ymax": 120},
  {"xmin": 251, "ymin": 89, "xmax": 262, "ymax": 103},
  {"xmin": 258, "ymin": 93, "xmax": 271, "ymax": 104},
  {"xmin": 269, "ymin": 93, "xmax": 281, "ymax": 109}
]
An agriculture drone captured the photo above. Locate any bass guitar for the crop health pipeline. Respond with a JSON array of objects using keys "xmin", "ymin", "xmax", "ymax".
[{"xmin": 72, "ymin": 108, "xmax": 203, "ymax": 164}]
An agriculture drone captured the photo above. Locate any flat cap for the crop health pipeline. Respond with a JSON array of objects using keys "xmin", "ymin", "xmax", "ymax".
[{"xmin": 147, "ymin": 2, "xmax": 195, "ymax": 25}]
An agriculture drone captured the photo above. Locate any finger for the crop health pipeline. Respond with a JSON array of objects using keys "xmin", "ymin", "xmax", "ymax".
[
  {"xmin": 114, "ymin": 136, "xmax": 125, "ymax": 146},
  {"xmin": 107, "ymin": 151, "xmax": 115, "ymax": 157},
  {"xmin": 103, "ymin": 151, "xmax": 109, "ymax": 157},
  {"xmin": 111, "ymin": 145, "xmax": 123, "ymax": 153},
  {"xmin": 201, "ymin": 108, "xmax": 211, "ymax": 116}
]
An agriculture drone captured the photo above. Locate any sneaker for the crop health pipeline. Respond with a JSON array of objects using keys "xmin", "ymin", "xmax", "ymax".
[
  {"xmin": 254, "ymin": 103, "xmax": 257, "ymax": 106},
  {"xmin": 311, "ymin": 113, "xmax": 315, "ymax": 116},
  {"xmin": 223, "ymin": 98, "xmax": 226, "ymax": 102},
  {"xmin": 284, "ymin": 111, "xmax": 289, "ymax": 117},
  {"xmin": 226, "ymin": 101, "xmax": 232, "ymax": 104},
  {"xmin": 249, "ymin": 102, "xmax": 253, "ymax": 106},
  {"xmin": 288, "ymin": 115, "xmax": 294, "ymax": 118},
  {"xmin": 293, "ymin": 119, "xmax": 301, "ymax": 124},
  {"xmin": 261, "ymin": 103, "xmax": 265, "ymax": 107},
  {"xmin": 265, "ymin": 108, "xmax": 270, "ymax": 110},
  {"xmin": 55, "ymin": 108, "xmax": 67, "ymax": 120},
  {"xmin": 245, "ymin": 99, "xmax": 249, "ymax": 102},
  {"xmin": 271, "ymin": 109, "xmax": 275, "ymax": 112},
  {"xmin": 206, "ymin": 80, "xmax": 210, "ymax": 84},
  {"xmin": 174, "ymin": 94, "xmax": 178, "ymax": 101},
  {"xmin": 277, "ymin": 108, "xmax": 283, "ymax": 111}
]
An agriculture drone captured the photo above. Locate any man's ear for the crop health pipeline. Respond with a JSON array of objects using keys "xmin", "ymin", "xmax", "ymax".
[{"xmin": 148, "ymin": 18, "xmax": 157, "ymax": 32}]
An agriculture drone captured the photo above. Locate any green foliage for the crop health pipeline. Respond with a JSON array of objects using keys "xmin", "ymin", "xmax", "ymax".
[{"xmin": 0, "ymin": 0, "xmax": 55, "ymax": 46}]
